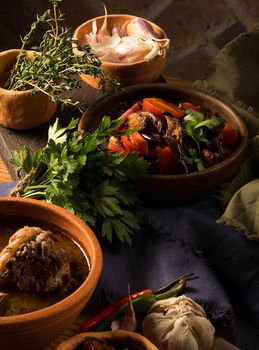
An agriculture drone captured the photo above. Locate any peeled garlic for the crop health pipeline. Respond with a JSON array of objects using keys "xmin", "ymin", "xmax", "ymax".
[
  {"xmin": 83, "ymin": 12, "xmax": 170, "ymax": 63},
  {"xmin": 142, "ymin": 295, "xmax": 215, "ymax": 350}
]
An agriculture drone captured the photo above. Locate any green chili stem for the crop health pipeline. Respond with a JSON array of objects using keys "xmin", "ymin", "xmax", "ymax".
[
  {"xmin": 155, "ymin": 278, "xmax": 187, "ymax": 301},
  {"xmin": 154, "ymin": 272, "xmax": 195, "ymax": 295}
]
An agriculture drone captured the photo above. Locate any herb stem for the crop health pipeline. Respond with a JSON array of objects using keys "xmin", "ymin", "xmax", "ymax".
[
  {"xmin": 5, "ymin": 0, "xmax": 120, "ymax": 107},
  {"xmin": 22, "ymin": 191, "xmax": 47, "ymax": 198},
  {"xmin": 24, "ymin": 184, "xmax": 50, "ymax": 190},
  {"xmin": 53, "ymin": 2, "xmax": 59, "ymax": 45}
]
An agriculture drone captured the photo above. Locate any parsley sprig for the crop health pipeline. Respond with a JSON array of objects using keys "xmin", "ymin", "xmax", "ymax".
[
  {"xmin": 181, "ymin": 108, "xmax": 225, "ymax": 171},
  {"xmin": 10, "ymin": 117, "xmax": 149, "ymax": 244}
]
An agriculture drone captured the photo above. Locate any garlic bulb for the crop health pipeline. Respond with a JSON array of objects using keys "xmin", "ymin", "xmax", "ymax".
[
  {"xmin": 142, "ymin": 295, "xmax": 215, "ymax": 350},
  {"xmin": 83, "ymin": 12, "xmax": 170, "ymax": 64}
]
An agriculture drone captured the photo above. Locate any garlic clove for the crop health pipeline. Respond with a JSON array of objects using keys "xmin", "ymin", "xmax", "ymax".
[
  {"xmin": 124, "ymin": 18, "xmax": 161, "ymax": 40},
  {"xmin": 116, "ymin": 39, "xmax": 152, "ymax": 63},
  {"xmin": 97, "ymin": 4, "xmax": 110, "ymax": 39},
  {"xmin": 144, "ymin": 41, "xmax": 160, "ymax": 61}
]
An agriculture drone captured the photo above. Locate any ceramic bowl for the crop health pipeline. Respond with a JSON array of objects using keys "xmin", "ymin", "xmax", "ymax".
[
  {"xmin": 79, "ymin": 83, "xmax": 248, "ymax": 204},
  {"xmin": 73, "ymin": 14, "xmax": 169, "ymax": 89},
  {"xmin": 0, "ymin": 197, "xmax": 103, "ymax": 350},
  {"xmin": 56, "ymin": 330, "xmax": 159, "ymax": 350}
]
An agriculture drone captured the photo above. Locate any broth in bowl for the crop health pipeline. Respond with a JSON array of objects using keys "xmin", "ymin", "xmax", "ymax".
[{"xmin": 0, "ymin": 219, "xmax": 89, "ymax": 316}]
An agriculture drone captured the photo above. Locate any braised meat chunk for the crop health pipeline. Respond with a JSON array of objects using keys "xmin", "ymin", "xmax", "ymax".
[
  {"xmin": 0, "ymin": 226, "xmax": 71, "ymax": 293},
  {"xmin": 76, "ymin": 338, "xmax": 116, "ymax": 350}
]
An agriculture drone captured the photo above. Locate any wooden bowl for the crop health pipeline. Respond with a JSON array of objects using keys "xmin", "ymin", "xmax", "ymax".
[
  {"xmin": 56, "ymin": 330, "xmax": 159, "ymax": 350},
  {"xmin": 0, "ymin": 49, "xmax": 57, "ymax": 130},
  {"xmin": 73, "ymin": 14, "xmax": 169, "ymax": 89},
  {"xmin": 79, "ymin": 83, "xmax": 248, "ymax": 204},
  {"xmin": 0, "ymin": 197, "xmax": 103, "ymax": 350}
]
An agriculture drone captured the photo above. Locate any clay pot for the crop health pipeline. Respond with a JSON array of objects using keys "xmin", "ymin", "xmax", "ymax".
[
  {"xmin": 56, "ymin": 330, "xmax": 159, "ymax": 350},
  {"xmin": 0, "ymin": 49, "xmax": 57, "ymax": 130},
  {"xmin": 0, "ymin": 197, "xmax": 103, "ymax": 350},
  {"xmin": 79, "ymin": 82, "xmax": 248, "ymax": 204},
  {"xmin": 73, "ymin": 14, "xmax": 169, "ymax": 90}
]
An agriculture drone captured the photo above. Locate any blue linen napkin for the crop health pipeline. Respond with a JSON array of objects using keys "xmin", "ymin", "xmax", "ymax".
[{"xmin": 1, "ymin": 183, "xmax": 258, "ymax": 349}]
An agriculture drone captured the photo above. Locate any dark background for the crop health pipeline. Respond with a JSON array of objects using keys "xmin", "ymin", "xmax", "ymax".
[{"xmin": 1, "ymin": 0, "xmax": 259, "ymax": 80}]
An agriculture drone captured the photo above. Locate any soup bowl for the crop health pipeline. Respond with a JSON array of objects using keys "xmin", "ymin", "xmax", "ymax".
[
  {"xmin": 79, "ymin": 83, "xmax": 248, "ymax": 204},
  {"xmin": 56, "ymin": 330, "xmax": 159, "ymax": 350},
  {"xmin": 0, "ymin": 197, "xmax": 103, "ymax": 350}
]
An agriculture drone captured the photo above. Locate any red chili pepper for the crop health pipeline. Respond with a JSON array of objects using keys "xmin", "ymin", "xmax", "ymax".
[
  {"xmin": 88, "ymin": 275, "xmax": 194, "ymax": 333},
  {"xmin": 78, "ymin": 289, "xmax": 151, "ymax": 333},
  {"xmin": 78, "ymin": 273, "xmax": 194, "ymax": 333},
  {"xmin": 143, "ymin": 97, "xmax": 185, "ymax": 119}
]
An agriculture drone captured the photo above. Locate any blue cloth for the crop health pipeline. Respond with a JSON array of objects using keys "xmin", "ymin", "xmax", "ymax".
[{"xmin": 1, "ymin": 183, "xmax": 259, "ymax": 349}]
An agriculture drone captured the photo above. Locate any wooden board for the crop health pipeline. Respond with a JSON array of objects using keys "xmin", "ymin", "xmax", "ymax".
[
  {"xmin": 0, "ymin": 81, "xmax": 104, "ymax": 180},
  {"xmin": 0, "ymin": 157, "xmax": 12, "ymax": 182}
]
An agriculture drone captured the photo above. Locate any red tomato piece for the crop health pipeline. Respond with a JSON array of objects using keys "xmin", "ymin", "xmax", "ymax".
[
  {"xmin": 121, "ymin": 132, "xmax": 149, "ymax": 155},
  {"xmin": 180, "ymin": 101, "xmax": 200, "ymax": 111},
  {"xmin": 223, "ymin": 124, "xmax": 239, "ymax": 146},
  {"xmin": 150, "ymin": 146, "xmax": 183, "ymax": 174},
  {"xmin": 108, "ymin": 144, "xmax": 126, "ymax": 153},
  {"xmin": 108, "ymin": 144, "xmax": 131, "ymax": 156},
  {"xmin": 143, "ymin": 98, "xmax": 185, "ymax": 119},
  {"xmin": 119, "ymin": 102, "xmax": 142, "ymax": 119}
]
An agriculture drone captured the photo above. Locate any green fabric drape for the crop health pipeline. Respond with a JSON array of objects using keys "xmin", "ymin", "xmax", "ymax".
[{"xmin": 193, "ymin": 23, "xmax": 259, "ymax": 239}]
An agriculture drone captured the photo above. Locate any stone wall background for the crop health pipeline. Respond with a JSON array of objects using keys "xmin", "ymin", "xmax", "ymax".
[{"xmin": 1, "ymin": 0, "xmax": 259, "ymax": 80}]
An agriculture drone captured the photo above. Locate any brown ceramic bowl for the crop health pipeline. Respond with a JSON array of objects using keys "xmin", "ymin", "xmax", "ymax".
[
  {"xmin": 56, "ymin": 330, "xmax": 159, "ymax": 350},
  {"xmin": 79, "ymin": 83, "xmax": 248, "ymax": 204},
  {"xmin": 0, "ymin": 197, "xmax": 103, "ymax": 350},
  {"xmin": 73, "ymin": 14, "xmax": 169, "ymax": 89}
]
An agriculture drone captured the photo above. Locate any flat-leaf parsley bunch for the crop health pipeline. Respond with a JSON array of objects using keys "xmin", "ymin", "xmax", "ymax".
[{"xmin": 10, "ymin": 117, "xmax": 149, "ymax": 244}]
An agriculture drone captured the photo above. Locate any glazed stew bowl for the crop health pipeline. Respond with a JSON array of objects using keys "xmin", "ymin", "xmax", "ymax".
[
  {"xmin": 0, "ymin": 197, "xmax": 103, "ymax": 350},
  {"xmin": 79, "ymin": 83, "xmax": 248, "ymax": 204}
]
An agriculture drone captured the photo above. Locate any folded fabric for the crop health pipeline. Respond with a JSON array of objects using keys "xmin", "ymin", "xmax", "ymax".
[
  {"xmin": 193, "ymin": 23, "xmax": 259, "ymax": 240},
  {"xmin": 0, "ymin": 181, "xmax": 17, "ymax": 197},
  {"xmin": 147, "ymin": 200, "xmax": 259, "ymax": 349},
  {"xmin": 97, "ymin": 216, "xmax": 233, "ymax": 327}
]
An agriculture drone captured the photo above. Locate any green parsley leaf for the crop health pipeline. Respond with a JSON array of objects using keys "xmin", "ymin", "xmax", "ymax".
[
  {"xmin": 181, "ymin": 108, "xmax": 225, "ymax": 172},
  {"xmin": 10, "ymin": 116, "xmax": 149, "ymax": 244}
]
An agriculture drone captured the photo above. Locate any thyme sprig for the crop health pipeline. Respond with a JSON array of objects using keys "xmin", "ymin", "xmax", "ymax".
[{"xmin": 5, "ymin": 0, "xmax": 121, "ymax": 111}]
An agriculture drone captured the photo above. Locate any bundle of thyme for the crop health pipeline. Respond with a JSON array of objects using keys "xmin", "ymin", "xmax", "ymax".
[{"xmin": 5, "ymin": 0, "xmax": 120, "ymax": 111}]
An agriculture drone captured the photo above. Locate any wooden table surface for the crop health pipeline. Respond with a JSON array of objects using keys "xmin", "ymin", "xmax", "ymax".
[{"xmin": 0, "ymin": 157, "xmax": 11, "ymax": 182}]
